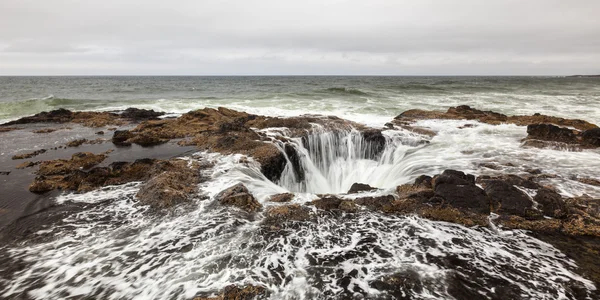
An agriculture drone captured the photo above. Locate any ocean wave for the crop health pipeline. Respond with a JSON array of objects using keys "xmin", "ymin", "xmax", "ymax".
[{"xmin": 323, "ymin": 87, "xmax": 370, "ymax": 96}]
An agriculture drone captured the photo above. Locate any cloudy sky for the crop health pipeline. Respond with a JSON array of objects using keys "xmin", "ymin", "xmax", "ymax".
[{"xmin": 1, "ymin": 0, "xmax": 599, "ymax": 75}]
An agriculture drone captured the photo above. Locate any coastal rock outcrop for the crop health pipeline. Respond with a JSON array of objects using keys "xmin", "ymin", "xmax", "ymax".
[
  {"xmin": 136, "ymin": 160, "xmax": 203, "ymax": 209},
  {"xmin": 215, "ymin": 183, "xmax": 262, "ymax": 212},
  {"xmin": 2, "ymin": 107, "xmax": 164, "ymax": 128},
  {"xmin": 393, "ymin": 105, "xmax": 597, "ymax": 131}
]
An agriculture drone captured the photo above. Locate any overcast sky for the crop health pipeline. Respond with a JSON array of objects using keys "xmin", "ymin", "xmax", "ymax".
[{"xmin": 1, "ymin": 0, "xmax": 599, "ymax": 75}]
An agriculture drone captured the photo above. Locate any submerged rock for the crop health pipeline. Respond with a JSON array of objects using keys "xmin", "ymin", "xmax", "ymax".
[
  {"xmin": 12, "ymin": 149, "xmax": 47, "ymax": 160},
  {"xmin": 215, "ymin": 183, "xmax": 262, "ymax": 212}
]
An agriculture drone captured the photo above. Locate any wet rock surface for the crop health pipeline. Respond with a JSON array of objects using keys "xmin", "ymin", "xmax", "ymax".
[
  {"xmin": 136, "ymin": 160, "xmax": 205, "ymax": 209},
  {"xmin": 394, "ymin": 105, "xmax": 598, "ymax": 131},
  {"xmin": 2, "ymin": 105, "xmax": 600, "ymax": 298},
  {"xmin": 347, "ymin": 183, "xmax": 378, "ymax": 194},
  {"xmin": 215, "ymin": 183, "xmax": 262, "ymax": 212},
  {"xmin": 484, "ymin": 180, "xmax": 534, "ymax": 217},
  {"xmin": 268, "ymin": 193, "xmax": 294, "ymax": 203},
  {"xmin": 193, "ymin": 284, "xmax": 267, "ymax": 300}
]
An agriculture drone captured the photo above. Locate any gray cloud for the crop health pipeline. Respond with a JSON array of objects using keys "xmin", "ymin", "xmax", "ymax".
[{"xmin": 1, "ymin": 0, "xmax": 599, "ymax": 75}]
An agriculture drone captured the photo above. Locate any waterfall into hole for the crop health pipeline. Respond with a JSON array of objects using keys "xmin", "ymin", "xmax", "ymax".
[{"xmin": 274, "ymin": 125, "xmax": 433, "ymax": 194}]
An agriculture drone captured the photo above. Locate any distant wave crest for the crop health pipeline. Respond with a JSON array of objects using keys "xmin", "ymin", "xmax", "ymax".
[{"xmin": 324, "ymin": 87, "xmax": 369, "ymax": 96}]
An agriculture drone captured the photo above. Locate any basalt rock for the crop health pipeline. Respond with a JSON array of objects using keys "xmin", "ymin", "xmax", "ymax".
[
  {"xmin": 581, "ymin": 128, "xmax": 600, "ymax": 147},
  {"xmin": 268, "ymin": 193, "xmax": 294, "ymax": 203},
  {"xmin": 484, "ymin": 180, "xmax": 534, "ymax": 217},
  {"xmin": 27, "ymin": 155, "xmax": 201, "ymax": 194},
  {"xmin": 534, "ymin": 188, "xmax": 568, "ymax": 218},
  {"xmin": 12, "ymin": 149, "xmax": 47, "ymax": 160},
  {"xmin": 3, "ymin": 108, "xmax": 74, "ymax": 125},
  {"xmin": 127, "ymin": 133, "xmax": 168, "ymax": 147},
  {"xmin": 312, "ymin": 196, "xmax": 358, "ymax": 212},
  {"xmin": 193, "ymin": 284, "xmax": 267, "ymax": 300},
  {"xmin": 361, "ymin": 129, "xmax": 386, "ymax": 156},
  {"xmin": 477, "ymin": 174, "xmax": 540, "ymax": 190},
  {"xmin": 578, "ymin": 177, "xmax": 600, "ymax": 187},
  {"xmin": 37, "ymin": 152, "xmax": 107, "ymax": 176},
  {"xmin": 120, "ymin": 108, "xmax": 164, "ymax": 121},
  {"xmin": 393, "ymin": 105, "xmax": 598, "ymax": 131},
  {"xmin": 354, "ymin": 195, "xmax": 396, "ymax": 212},
  {"xmin": 525, "ymin": 124, "xmax": 578, "ymax": 144},
  {"xmin": 347, "ymin": 183, "xmax": 378, "ymax": 194},
  {"xmin": 28, "ymin": 152, "xmax": 107, "ymax": 193},
  {"xmin": 263, "ymin": 204, "xmax": 313, "ymax": 229},
  {"xmin": 0, "ymin": 127, "xmax": 21, "ymax": 133},
  {"xmin": 2, "ymin": 108, "xmax": 128, "ymax": 128},
  {"xmin": 434, "ymin": 184, "xmax": 490, "ymax": 214},
  {"xmin": 215, "ymin": 183, "xmax": 262, "ymax": 212},
  {"xmin": 112, "ymin": 130, "xmax": 134, "ymax": 146},
  {"xmin": 136, "ymin": 160, "xmax": 202, "ymax": 209},
  {"xmin": 432, "ymin": 170, "xmax": 475, "ymax": 188},
  {"xmin": 284, "ymin": 144, "xmax": 304, "ymax": 182}
]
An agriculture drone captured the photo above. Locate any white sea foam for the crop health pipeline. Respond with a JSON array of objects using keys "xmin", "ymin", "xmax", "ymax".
[{"xmin": 2, "ymin": 114, "xmax": 600, "ymax": 299}]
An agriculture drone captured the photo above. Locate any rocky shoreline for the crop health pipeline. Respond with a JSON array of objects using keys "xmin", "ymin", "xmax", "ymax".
[{"xmin": 1, "ymin": 105, "xmax": 600, "ymax": 299}]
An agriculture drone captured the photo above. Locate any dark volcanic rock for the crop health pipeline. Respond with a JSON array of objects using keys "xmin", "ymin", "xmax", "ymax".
[
  {"xmin": 526, "ymin": 124, "xmax": 578, "ymax": 144},
  {"xmin": 263, "ymin": 204, "xmax": 313, "ymax": 228},
  {"xmin": 128, "ymin": 133, "xmax": 168, "ymax": 147},
  {"xmin": 432, "ymin": 170, "xmax": 489, "ymax": 214},
  {"xmin": 3, "ymin": 108, "xmax": 73, "ymax": 125},
  {"xmin": 112, "ymin": 130, "xmax": 134, "ymax": 146},
  {"xmin": 312, "ymin": 196, "xmax": 358, "ymax": 212},
  {"xmin": 355, "ymin": 195, "xmax": 396, "ymax": 211},
  {"xmin": 268, "ymin": 193, "xmax": 294, "ymax": 203},
  {"xmin": 484, "ymin": 180, "xmax": 533, "ymax": 217},
  {"xmin": 362, "ymin": 129, "xmax": 386, "ymax": 156},
  {"xmin": 581, "ymin": 128, "xmax": 600, "ymax": 147},
  {"xmin": 136, "ymin": 160, "xmax": 201, "ymax": 209},
  {"xmin": 284, "ymin": 144, "xmax": 304, "ymax": 182},
  {"xmin": 215, "ymin": 183, "xmax": 262, "ymax": 212},
  {"xmin": 347, "ymin": 183, "xmax": 378, "ymax": 194},
  {"xmin": 477, "ymin": 174, "xmax": 540, "ymax": 190},
  {"xmin": 193, "ymin": 284, "xmax": 267, "ymax": 300},
  {"xmin": 394, "ymin": 105, "xmax": 598, "ymax": 131},
  {"xmin": 12, "ymin": 149, "xmax": 47, "ymax": 160},
  {"xmin": 370, "ymin": 269, "xmax": 424, "ymax": 300},
  {"xmin": 432, "ymin": 170, "xmax": 475, "ymax": 188},
  {"xmin": 435, "ymin": 184, "xmax": 490, "ymax": 214},
  {"xmin": 121, "ymin": 108, "xmax": 164, "ymax": 121},
  {"xmin": 534, "ymin": 188, "xmax": 568, "ymax": 218},
  {"xmin": 414, "ymin": 175, "xmax": 433, "ymax": 188}
]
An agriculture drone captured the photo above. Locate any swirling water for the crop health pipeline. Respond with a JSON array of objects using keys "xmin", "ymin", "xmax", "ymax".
[{"xmin": 1, "ymin": 76, "xmax": 600, "ymax": 299}]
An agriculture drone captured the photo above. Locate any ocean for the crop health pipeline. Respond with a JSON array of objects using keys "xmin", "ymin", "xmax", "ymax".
[
  {"xmin": 1, "ymin": 76, "xmax": 600, "ymax": 127},
  {"xmin": 1, "ymin": 76, "xmax": 600, "ymax": 299}
]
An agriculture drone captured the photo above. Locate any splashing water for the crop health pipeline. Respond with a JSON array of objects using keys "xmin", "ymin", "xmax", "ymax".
[{"xmin": 1, "ymin": 119, "xmax": 600, "ymax": 299}]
